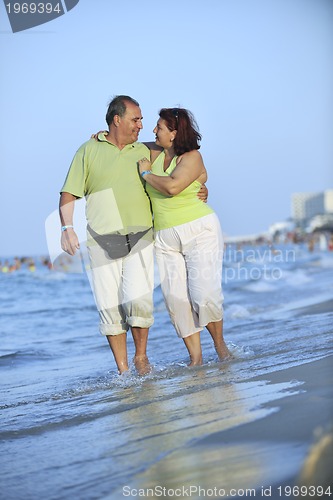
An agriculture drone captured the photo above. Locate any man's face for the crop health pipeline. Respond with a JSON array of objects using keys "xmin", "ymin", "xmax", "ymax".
[{"xmin": 118, "ymin": 102, "xmax": 143, "ymax": 144}]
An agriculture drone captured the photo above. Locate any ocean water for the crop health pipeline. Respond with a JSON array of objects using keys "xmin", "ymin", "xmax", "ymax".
[{"xmin": 1, "ymin": 243, "xmax": 333, "ymax": 499}]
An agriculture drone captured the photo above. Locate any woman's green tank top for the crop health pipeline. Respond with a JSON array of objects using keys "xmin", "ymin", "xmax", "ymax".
[{"xmin": 145, "ymin": 152, "xmax": 214, "ymax": 231}]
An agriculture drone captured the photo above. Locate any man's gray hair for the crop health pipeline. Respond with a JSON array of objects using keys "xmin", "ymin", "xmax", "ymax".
[{"xmin": 106, "ymin": 95, "xmax": 140, "ymax": 125}]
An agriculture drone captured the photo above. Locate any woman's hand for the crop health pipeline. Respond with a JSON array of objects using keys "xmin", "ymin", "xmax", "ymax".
[{"xmin": 138, "ymin": 157, "xmax": 152, "ymax": 174}]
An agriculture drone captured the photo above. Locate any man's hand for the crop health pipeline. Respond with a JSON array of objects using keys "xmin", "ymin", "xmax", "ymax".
[
  {"xmin": 61, "ymin": 228, "xmax": 80, "ymax": 256},
  {"xmin": 197, "ymin": 183, "xmax": 208, "ymax": 203}
]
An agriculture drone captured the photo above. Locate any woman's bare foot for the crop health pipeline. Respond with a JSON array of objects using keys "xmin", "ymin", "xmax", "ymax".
[
  {"xmin": 188, "ymin": 359, "xmax": 203, "ymax": 367},
  {"xmin": 133, "ymin": 355, "xmax": 152, "ymax": 376},
  {"xmin": 188, "ymin": 353, "xmax": 203, "ymax": 366},
  {"xmin": 205, "ymin": 321, "xmax": 233, "ymax": 361},
  {"xmin": 215, "ymin": 342, "xmax": 233, "ymax": 361},
  {"xmin": 183, "ymin": 331, "xmax": 203, "ymax": 367}
]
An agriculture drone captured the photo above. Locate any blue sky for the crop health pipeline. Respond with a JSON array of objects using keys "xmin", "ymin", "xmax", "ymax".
[{"xmin": 0, "ymin": 0, "xmax": 332, "ymax": 256}]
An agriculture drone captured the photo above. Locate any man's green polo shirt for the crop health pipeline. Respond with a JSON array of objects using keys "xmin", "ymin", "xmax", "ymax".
[{"xmin": 61, "ymin": 134, "xmax": 152, "ymax": 236}]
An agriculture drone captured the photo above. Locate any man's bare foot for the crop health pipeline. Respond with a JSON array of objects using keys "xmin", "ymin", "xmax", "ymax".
[{"xmin": 133, "ymin": 355, "xmax": 151, "ymax": 376}]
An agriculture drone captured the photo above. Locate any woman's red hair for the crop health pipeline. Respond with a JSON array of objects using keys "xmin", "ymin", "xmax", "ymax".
[{"xmin": 159, "ymin": 108, "xmax": 201, "ymax": 156}]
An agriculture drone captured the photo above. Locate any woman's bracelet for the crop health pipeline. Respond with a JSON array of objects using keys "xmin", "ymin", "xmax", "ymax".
[
  {"xmin": 141, "ymin": 170, "xmax": 152, "ymax": 178},
  {"xmin": 61, "ymin": 225, "xmax": 74, "ymax": 232}
]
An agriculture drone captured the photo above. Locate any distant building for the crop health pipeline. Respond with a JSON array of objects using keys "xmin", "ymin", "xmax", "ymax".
[
  {"xmin": 291, "ymin": 189, "xmax": 333, "ymax": 230},
  {"xmin": 292, "ymin": 192, "xmax": 324, "ymax": 225},
  {"xmin": 324, "ymin": 189, "xmax": 333, "ymax": 214}
]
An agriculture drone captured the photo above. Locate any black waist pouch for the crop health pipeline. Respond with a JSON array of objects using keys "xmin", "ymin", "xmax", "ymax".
[{"xmin": 87, "ymin": 225, "xmax": 151, "ymax": 260}]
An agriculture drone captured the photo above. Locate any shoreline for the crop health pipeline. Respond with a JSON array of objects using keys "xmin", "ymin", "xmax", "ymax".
[
  {"xmin": 227, "ymin": 355, "xmax": 333, "ymax": 498},
  {"xmin": 121, "ymin": 355, "xmax": 333, "ymax": 499}
]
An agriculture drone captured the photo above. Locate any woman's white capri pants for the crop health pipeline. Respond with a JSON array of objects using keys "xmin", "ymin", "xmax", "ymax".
[{"xmin": 154, "ymin": 213, "xmax": 224, "ymax": 338}]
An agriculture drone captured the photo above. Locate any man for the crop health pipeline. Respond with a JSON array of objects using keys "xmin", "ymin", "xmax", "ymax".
[{"xmin": 60, "ymin": 95, "xmax": 154, "ymax": 375}]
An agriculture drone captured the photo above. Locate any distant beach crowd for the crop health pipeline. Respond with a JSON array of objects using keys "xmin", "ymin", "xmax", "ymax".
[
  {"xmin": 1, "ymin": 230, "xmax": 332, "ymax": 275},
  {"xmin": 0, "ymin": 256, "xmax": 52, "ymax": 273},
  {"xmin": 228, "ymin": 229, "xmax": 333, "ymax": 252}
]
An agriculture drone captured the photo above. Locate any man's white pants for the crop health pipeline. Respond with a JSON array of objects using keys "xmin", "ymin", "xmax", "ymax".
[
  {"xmin": 86, "ymin": 237, "xmax": 154, "ymax": 336},
  {"xmin": 154, "ymin": 213, "xmax": 224, "ymax": 338}
]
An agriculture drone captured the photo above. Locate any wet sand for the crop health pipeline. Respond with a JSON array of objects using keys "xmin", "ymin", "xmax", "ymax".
[
  {"xmin": 120, "ymin": 355, "xmax": 333, "ymax": 499},
  {"xmin": 295, "ymin": 299, "xmax": 333, "ymax": 316}
]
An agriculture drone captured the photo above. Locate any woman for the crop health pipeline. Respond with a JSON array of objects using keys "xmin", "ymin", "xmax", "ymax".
[{"xmin": 138, "ymin": 108, "xmax": 231, "ymax": 365}]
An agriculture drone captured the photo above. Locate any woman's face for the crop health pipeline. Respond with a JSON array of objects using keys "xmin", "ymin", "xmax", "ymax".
[{"xmin": 153, "ymin": 118, "xmax": 176, "ymax": 148}]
